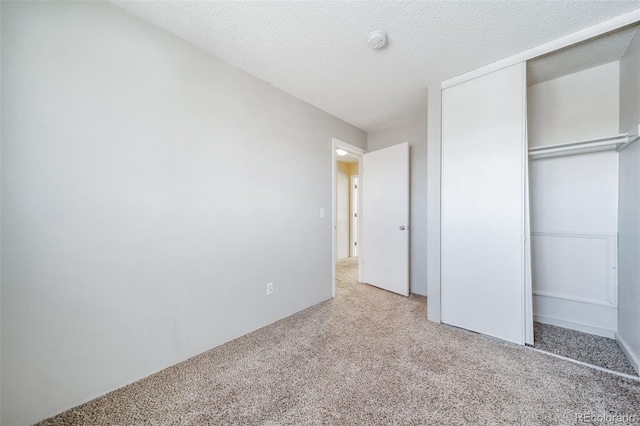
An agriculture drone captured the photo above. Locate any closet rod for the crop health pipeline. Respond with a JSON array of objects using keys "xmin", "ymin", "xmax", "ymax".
[{"xmin": 529, "ymin": 133, "xmax": 634, "ymax": 160}]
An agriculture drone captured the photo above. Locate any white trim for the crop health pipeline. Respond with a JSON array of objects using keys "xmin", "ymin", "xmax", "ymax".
[
  {"xmin": 526, "ymin": 346, "xmax": 640, "ymax": 381},
  {"xmin": 519, "ymin": 61, "xmax": 527, "ymax": 346},
  {"xmin": 533, "ymin": 291, "xmax": 615, "ymax": 308},
  {"xmin": 523, "ymin": 62, "xmax": 533, "ymax": 346},
  {"xmin": 532, "ymin": 231, "xmax": 619, "ymax": 238},
  {"xmin": 442, "ymin": 9, "xmax": 640, "ymax": 89},
  {"xmin": 439, "ymin": 90, "xmax": 445, "ymax": 324},
  {"xmin": 331, "ymin": 138, "xmax": 365, "ymax": 298},
  {"xmin": 615, "ymin": 332, "xmax": 640, "ymax": 375},
  {"xmin": 432, "ymin": 87, "xmax": 443, "ymax": 324},
  {"xmin": 534, "ymin": 314, "xmax": 615, "ymax": 339},
  {"xmin": 333, "ymin": 138, "xmax": 365, "ymax": 156},
  {"xmin": 332, "ymin": 141, "xmax": 337, "ymax": 298}
]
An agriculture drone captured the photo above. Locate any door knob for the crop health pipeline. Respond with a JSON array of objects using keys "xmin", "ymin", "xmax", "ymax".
[{"xmin": 399, "ymin": 225, "xmax": 406, "ymax": 231}]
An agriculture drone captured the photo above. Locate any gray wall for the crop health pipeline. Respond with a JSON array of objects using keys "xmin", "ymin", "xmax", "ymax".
[
  {"xmin": 367, "ymin": 117, "xmax": 428, "ymax": 296},
  {"xmin": 617, "ymin": 32, "xmax": 640, "ymax": 373},
  {"xmin": 0, "ymin": 2, "xmax": 366, "ymax": 424},
  {"xmin": 426, "ymin": 85, "xmax": 442, "ymax": 322}
]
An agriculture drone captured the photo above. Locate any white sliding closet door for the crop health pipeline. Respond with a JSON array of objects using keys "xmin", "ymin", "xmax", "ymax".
[{"xmin": 441, "ymin": 62, "xmax": 528, "ymax": 345}]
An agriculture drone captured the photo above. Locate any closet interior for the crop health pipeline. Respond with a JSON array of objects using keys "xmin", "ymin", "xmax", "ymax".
[
  {"xmin": 527, "ymin": 25, "xmax": 640, "ymax": 375},
  {"xmin": 440, "ymin": 22, "xmax": 640, "ymax": 377}
]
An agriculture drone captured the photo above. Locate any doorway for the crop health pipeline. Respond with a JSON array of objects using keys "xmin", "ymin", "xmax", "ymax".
[
  {"xmin": 332, "ymin": 138, "xmax": 411, "ymax": 299},
  {"xmin": 336, "ymin": 158, "xmax": 359, "ymax": 260},
  {"xmin": 332, "ymin": 138, "xmax": 364, "ymax": 297}
]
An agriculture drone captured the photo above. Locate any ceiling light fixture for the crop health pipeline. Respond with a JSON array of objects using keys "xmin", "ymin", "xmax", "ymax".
[
  {"xmin": 368, "ymin": 30, "xmax": 388, "ymax": 50},
  {"xmin": 336, "ymin": 149, "xmax": 348, "ymax": 156}
]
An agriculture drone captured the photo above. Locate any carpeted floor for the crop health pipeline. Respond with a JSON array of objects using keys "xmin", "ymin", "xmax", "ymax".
[
  {"xmin": 39, "ymin": 257, "xmax": 640, "ymax": 425},
  {"xmin": 533, "ymin": 322, "xmax": 638, "ymax": 376}
]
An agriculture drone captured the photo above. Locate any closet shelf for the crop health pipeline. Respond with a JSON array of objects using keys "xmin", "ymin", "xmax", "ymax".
[{"xmin": 529, "ymin": 133, "xmax": 638, "ymax": 160}]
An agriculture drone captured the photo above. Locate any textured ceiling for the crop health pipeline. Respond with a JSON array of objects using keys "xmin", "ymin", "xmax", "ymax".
[
  {"xmin": 528, "ymin": 24, "xmax": 640, "ymax": 86},
  {"xmin": 112, "ymin": 1, "xmax": 640, "ymax": 131}
]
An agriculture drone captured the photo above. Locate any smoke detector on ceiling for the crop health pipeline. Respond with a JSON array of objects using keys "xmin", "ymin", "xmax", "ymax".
[{"xmin": 368, "ymin": 31, "xmax": 388, "ymax": 50}]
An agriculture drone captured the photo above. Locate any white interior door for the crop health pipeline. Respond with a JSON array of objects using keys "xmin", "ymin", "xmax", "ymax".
[
  {"xmin": 441, "ymin": 62, "xmax": 527, "ymax": 344},
  {"xmin": 361, "ymin": 142, "xmax": 409, "ymax": 296}
]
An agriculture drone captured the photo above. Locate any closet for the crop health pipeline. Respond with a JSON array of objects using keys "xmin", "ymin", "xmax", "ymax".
[
  {"xmin": 528, "ymin": 59, "xmax": 628, "ymax": 340},
  {"xmin": 441, "ymin": 24, "xmax": 640, "ymax": 374}
]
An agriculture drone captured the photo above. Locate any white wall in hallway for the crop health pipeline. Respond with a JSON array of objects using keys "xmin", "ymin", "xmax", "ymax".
[
  {"xmin": 367, "ymin": 117, "xmax": 428, "ymax": 296},
  {"xmin": 0, "ymin": 2, "xmax": 366, "ymax": 425}
]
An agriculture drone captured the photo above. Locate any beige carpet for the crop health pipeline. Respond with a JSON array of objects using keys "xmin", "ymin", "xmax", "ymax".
[
  {"xmin": 39, "ymin": 257, "xmax": 640, "ymax": 425},
  {"xmin": 534, "ymin": 322, "xmax": 638, "ymax": 376}
]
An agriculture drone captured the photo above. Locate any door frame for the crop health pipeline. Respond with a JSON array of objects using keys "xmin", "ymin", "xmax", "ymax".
[{"xmin": 332, "ymin": 138, "xmax": 366, "ymax": 297}]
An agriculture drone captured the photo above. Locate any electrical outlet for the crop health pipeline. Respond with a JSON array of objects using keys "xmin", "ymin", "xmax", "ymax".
[{"xmin": 266, "ymin": 282, "xmax": 274, "ymax": 295}]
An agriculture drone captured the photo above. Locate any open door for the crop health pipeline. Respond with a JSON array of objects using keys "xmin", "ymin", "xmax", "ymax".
[{"xmin": 361, "ymin": 142, "xmax": 409, "ymax": 296}]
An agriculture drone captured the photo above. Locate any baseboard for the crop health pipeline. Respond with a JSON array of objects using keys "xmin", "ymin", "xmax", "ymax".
[
  {"xmin": 615, "ymin": 333, "xmax": 640, "ymax": 375},
  {"xmin": 534, "ymin": 314, "xmax": 615, "ymax": 339}
]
